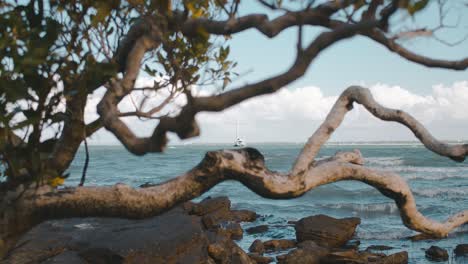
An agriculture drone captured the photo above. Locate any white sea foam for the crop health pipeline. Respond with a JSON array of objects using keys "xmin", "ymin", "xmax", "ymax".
[
  {"xmin": 318, "ymin": 203, "xmax": 399, "ymax": 214},
  {"xmin": 413, "ymin": 188, "xmax": 468, "ymax": 198},
  {"xmin": 74, "ymin": 223, "xmax": 95, "ymax": 230},
  {"xmin": 405, "ymin": 173, "xmax": 467, "ymax": 181},
  {"xmin": 366, "ymin": 157, "xmax": 405, "ymax": 167},
  {"xmin": 355, "ymin": 228, "xmax": 410, "ymax": 240}
]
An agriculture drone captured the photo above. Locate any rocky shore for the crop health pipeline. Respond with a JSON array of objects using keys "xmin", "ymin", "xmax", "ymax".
[{"xmin": 3, "ymin": 196, "xmax": 467, "ymax": 263}]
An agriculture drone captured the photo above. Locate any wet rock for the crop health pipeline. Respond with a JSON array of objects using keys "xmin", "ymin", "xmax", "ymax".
[
  {"xmin": 40, "ymin": 250, "xmax": 86, "ymax": 264},
  {"xmin": 191, "ymin": 196, "xmax": 231, "ymax": 216},
  {"xmin": 366, "ymin": 245, "xmax": 394, "ymax": 251},
  {"xmin": 294, "ymin": 214, "xmax": 361, "ymax": 248},
  {"xmin": 248, "ymin": 253, "xmax": 274, "ymax": 264},
  {"xmin": 202, "ymin": 209, "xmax": 256, "ymax": 229},
  {"xmin": 5, "ymin": 197, "xmax": 254, "ymax": 264},
  {"xmin": 276, "ymin": 241, "xmax": 329, "ymax": 264},
  {"xmin": 322, "ymin": 250, "xmax": 406, "ymax": 264},
  {"xmin": 343, "ymin": 240, "xmax": 360, "ymax": 250},
  {"xmin": 217, "ymin": 222, "xmax": 243, "ymax": 240},
  {"xmin": 231, "ymin": 209, "xmax": 257, "ymax": 222},
  {"xmin": 263, "ymin": 239, "xmax": 296, "ymax": 252},
  {"xmin": 246, "ymin": 225, "xmax": 269, "ymax": 234},
  {"xmin": 78, "ymin": 248, "xmax": 124, "ymax": 264},
  {"xmin": 425, "ymin": 246, "xmax": 448, "ymax": 262},
  {"xmin": 322, "ymin": 249, "xmax": 369, "ymax": 264},
  {"xmin": 381, "ymin": 251, "xmax": 408, "ymax": 264},
  {"xmin": 208, "ymin": 240, "xmax": 254, "ymax": 264},
  {"xmin": 208, "ymin": 243, "xmax": 229, "ymax": 262},
  {"xmin": 249, "ymin": 239, "xmax": 265, "ymax": 254},
  {"xmin": 455, "ymin": 244, "xmax": 468, "ymax": 257}
]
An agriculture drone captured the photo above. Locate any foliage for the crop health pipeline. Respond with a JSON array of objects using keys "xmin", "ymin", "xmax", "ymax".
[
  {"xmin": 0, "ymin": 0, "xmax": 455, "ymax": 187},
  {"xmin": 0, "ymin": 0, "xmax": 236, "ymax": 184}
]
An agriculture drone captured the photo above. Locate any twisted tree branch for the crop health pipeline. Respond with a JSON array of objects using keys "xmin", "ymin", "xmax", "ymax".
[
  {"xmin": 3, "ymin": 87, "xmax": 467, "ymax": 257},
  {"xmin": 293, "ymin": 86, "xmax": 468, "ymax": 175}
]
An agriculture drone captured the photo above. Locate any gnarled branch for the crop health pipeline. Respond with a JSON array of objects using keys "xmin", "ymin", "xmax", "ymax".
[
  {"xmin": 3, "ymin": 86, "xmax": 467, "ymax": 257},
  {"xmin": 293, "ymin": 86, "xmax": 468, "ymax": 175}
]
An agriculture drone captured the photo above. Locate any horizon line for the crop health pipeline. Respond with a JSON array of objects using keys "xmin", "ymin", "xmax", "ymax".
[{"xmin": 86, "ymin": 139, "xmax": 467, "ymax": 146}]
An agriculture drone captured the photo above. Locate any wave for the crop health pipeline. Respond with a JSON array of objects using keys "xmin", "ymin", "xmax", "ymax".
[
  {"xmin": 355, "ymin": 228, "xmax": 410, "ymax": 240},
  {"xmin": 366, "ymin": 157, "xmax": 405, "ymax": 167},
  {"xmin": 386, "ymin": 166, "xmax": 468, "ymax": 174},
  {"xmin": 413, "ymin": 188, "xmax": 468, "ymax": 198},
  {"xmin": 405, "ymin": 173, "xmax": 467, "ymax": 181},
  {"xmin": 316, "ymin": 202, "xmax": 400, "ymax": 214}
]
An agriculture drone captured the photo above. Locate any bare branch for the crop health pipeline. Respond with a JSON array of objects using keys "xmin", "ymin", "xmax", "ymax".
[
  {"xmin": 293, "ymin": 86, "xmax": 468, "ymax": 176},
  {"xmin": 365, "ymin": 29, "xmax": 468, "ymax": 70}
]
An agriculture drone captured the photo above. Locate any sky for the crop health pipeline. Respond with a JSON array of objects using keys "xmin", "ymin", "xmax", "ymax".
[{"xmin": 87, "ymin": 1, "xmax": 468, "ymax": 145}]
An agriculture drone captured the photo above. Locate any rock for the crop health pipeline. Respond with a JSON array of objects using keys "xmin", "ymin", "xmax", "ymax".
[
  {"xmin": 343, "ymin": 240, "xmax": 360, "ymax": 250},
  {"xmin": 277, "ymin": 241, "xmax": 329, "ymax": 264},
  {"xmin": 249, "ymin": 239, "xmax": 265, "ymax": 254},
  {"xmin": 4, "ymin": 197, "xmax": 254, "ymax": 264},
  {"xmin": 231, "ymin": 209, "xmax": 258, "ymax": 222},
  {"xmin": 381, "ymin": 251, "xmax": 408, "ymax": 264},
  {"xmin": 78, "ymin": 248, "xmax": 124, "ymax": 264},
  {"xmin": 191, "ymin": 196, "xmax": 231, "ymax": 216},
  {"xmin": 246, "ymin": 225, "xmax": 269, "ymax": 234},
  {"xmin": 425, "ymin": 246, "xmax": 448, "ymax": 262},
  {"xmin": 322, "ymin": 250, "xmax": 406, "ymax": 264},
  {"xmin": 366, "ymin": 245, "xmax": 394, "ymax": 251},
  {"xmin": 294, "ymin": 214, "xmax": 360, "ymax": 248},
  {"xmin": 40, "ymin": 250, "xmax": 86, "ymax": 264},
  {"xmin": 202, "ymin": 209, "xmax": 257, "ymax": 229},
  {"xmin": 455, "ymin": 244, "xmax": 468, "ymax": 257},
  {"xmin": 263, "ymin": 239, "xmax": 296, "ymax": 252},
  {"xmin": 321, "ymin": 249, "xmax": 367, "ymax": 264},
  {"xmin": 248, "ymin": 253, "xmax": 274, "ymax": 264},
  {"xmin": 217, "ymin": 222, "xmax": 243, "ymax": 240},
  {"xmin": 208, "ymin": 243, "xmax": 229, "ymax": 262},
  {"xmin": 279, "ymin": 240, "xmax": 407, "ymax": 264}
]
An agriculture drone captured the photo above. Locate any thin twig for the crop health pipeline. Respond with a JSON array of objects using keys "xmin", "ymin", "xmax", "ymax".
[{"xmin": 79, "ymin": 138, "xmax": 89, "ymax": 187}]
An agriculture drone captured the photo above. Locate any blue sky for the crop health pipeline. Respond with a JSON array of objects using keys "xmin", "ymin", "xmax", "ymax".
[
  {"xmin": 87, "ymin": 1, "xmax": 468, "ymax": 144},
  {"xmin": 225, "ymin": 0, "xmax": 468, "ymax": 95}
]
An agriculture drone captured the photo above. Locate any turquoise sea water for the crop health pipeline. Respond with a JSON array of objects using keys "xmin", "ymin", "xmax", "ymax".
[{"xmin": 66, "ymin": 143, "xmax": 468, "ymax": 263}]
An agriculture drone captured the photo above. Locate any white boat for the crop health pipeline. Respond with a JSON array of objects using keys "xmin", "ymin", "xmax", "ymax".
[
  {"xmin": 233, "ymin": 137, "xmax": 245, "ymax": 147},
  {"xmin": 233, "ymin": 120, "xmax": 246, "ymax": 147}
]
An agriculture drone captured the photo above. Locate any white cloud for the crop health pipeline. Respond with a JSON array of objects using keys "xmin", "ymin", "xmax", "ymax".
[{"xmin": 86, "ymin": 80, "xmax": 468, "ymax": 144}]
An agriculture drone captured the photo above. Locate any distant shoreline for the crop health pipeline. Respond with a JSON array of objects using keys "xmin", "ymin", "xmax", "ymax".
[{"xmin": 85, "ymin": 140, "xmax": 467, "ymax": 147}]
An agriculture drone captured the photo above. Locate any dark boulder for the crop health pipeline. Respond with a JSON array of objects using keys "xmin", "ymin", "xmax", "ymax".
[
  {"xmin": 366, "ymin": 245, "xmax": 394, "ymax": 251},
  {"xmin": 231, "ymin": 210, "xmax": 258, "ymax": 222},
  {"xmin": 276, "ymin": 241, "xmax": 329, "ymax": 264},
  {"xmin": 380, "ymin": 251, "xmax": 408, "ymax": 264},
  {"xmin": 455, "ymin": 244, "xmax": 468, "ymax": 257},
  {"xmin": 425, "ymin": 246, "xmax": 448, "ymax": 262},
  {"xmin": 78, "ymin": 248, "xmax": 124, "ymax": 264},
  {"xmin": 246, "ymin": 225, "xmax": 269, "ymax": 234},
  {"xmin": 4, "ymin": 197, "xmax": 255, "ymax": 264},
  {"xmin": 248, "ymin": 253, "xmax": 274, "ymax": 264},
  {"xmin": 217, "ymin": 221, "xmax": 244, "ymax": 240},
  {"xmin": 249, "ymin": 239, "xmax": 265, "ymax": 254},
  {"xmin": 343, "ymin": 240, "xmax": 360, "ymax": 250},
  {"xmin": 294, "ymin": 214, "xmax": 361, "ymax": 248},
  {"xmin": 322, "ymin": 250, "xmax": 407, "ymax": 264},
  {"xmin": 202, "ymin": 208, "xmax": 256, "ymax": 230},
  {"xmin": 190, "ymin": 196, "xmax": 231, "ymax": 216},
  {"xmin": 263, "ymin": 239, "xmax": 296, "ymax": 252}
]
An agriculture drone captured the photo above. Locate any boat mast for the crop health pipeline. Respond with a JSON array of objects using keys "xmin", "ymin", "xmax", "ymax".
[{"xmin": 236, "ymin": 119, "xmax": 239, "ymax": 139}]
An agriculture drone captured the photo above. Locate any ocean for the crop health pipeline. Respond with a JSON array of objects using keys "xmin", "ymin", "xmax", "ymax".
[{"xmin": 65, "ymin": 143, "xmax": 468, "ymax": 263}]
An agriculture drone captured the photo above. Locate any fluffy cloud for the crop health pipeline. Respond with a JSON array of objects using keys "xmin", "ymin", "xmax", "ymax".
[{"xmin": 86, "ymin": 81, "xmax": 468, "ymax": 144}]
